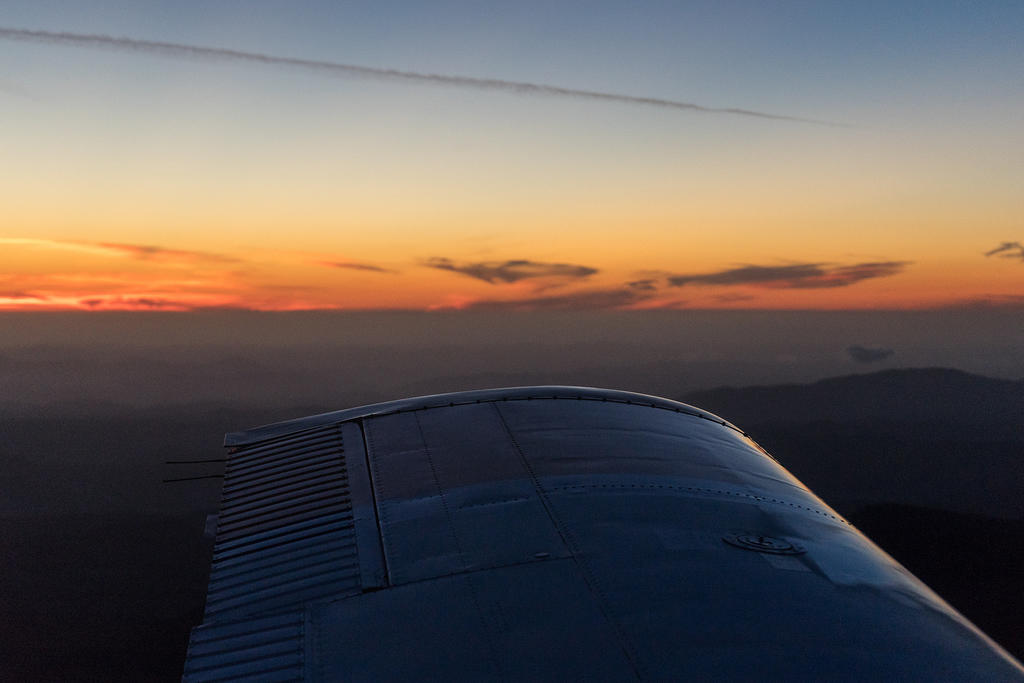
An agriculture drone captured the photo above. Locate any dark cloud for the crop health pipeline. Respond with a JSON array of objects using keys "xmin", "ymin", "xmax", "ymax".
[
  {"xmin": 668, "ymin": 261, "xmax": 910, "ymax": 289},
  {"xmin": 627, "ymin": 279, "xmax": 658, "ymax": 291},
  {"xmin": 984, "ymin": 241, "xmax": 1024, "ymax": 261},
  {"xmin": 712, "ymin": 293, "xmax": 755, "ymax": 303},
  {"xmin": 80, "ymin": 296, "xmax": 191, "ymax": 310},
  {"xmin": 321, "ymin": 261, "xmax": 396, "ymax": 274},
  {"xmin": 847, "ymin": 345, "xmax": 895, "ymax": 363},
  {"xmin": 463, "ymin": 288, "xmax": 645, "ymax": 311},
  {"xmin": 1, "ymin": 291, "xmax": 46, "ymax": 300},
  {"xmin": 0, "ymin": 27, "xmax": 838, "ymax": 125},
  {"xmin": 794, "ymin": 261, "xmax": 911, "ymax": 289},
  {"xmin": 669, "ymin": 264, "xmax": 823, "ymax": 287},
  {"xmin": 425, "ymin": 258, "xmax": 598, "ymax": 284},
  {"xmin": 98, "ymin": 243, "xmax": 239, "ymax": 263},
  {"xmin": 262, "ymin": 284, "xmax": 323, "ymax": 292}
]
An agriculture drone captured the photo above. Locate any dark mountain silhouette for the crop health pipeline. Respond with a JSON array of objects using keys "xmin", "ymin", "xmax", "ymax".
[
  {"xmin": 682, "ymin": 368, "xmax": 1024, "ymax": 519},
  {"xmin": 683, "ymin": 367, "xmax": 1024, "ymax": 426}
]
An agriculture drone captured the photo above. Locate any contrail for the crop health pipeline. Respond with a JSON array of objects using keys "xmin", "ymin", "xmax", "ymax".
[{"xmin": 0, "ymin": 27, "xmax": 840, "ymax": 125}]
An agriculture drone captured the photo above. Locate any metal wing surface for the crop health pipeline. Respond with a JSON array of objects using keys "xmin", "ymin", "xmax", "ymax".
[{"xmin": 183, "ymin": 386, "xmax": 1024, "ymax": 681}]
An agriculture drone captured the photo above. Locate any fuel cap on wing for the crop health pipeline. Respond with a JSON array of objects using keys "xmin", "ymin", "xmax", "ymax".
[{"xmin": 723, "ymin": 533, "xmax": 806, "ymax": 555}]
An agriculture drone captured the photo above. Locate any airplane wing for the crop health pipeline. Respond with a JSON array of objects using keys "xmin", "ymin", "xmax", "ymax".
[{"xmin": 183, "ymin": 386, "xmax": 1024, "ymax": 681}]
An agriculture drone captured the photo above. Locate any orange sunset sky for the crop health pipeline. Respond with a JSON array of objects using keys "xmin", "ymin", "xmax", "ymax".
[{"xmin": 2, "ymin": 3, "xmax": 1022, "ymax": 313}]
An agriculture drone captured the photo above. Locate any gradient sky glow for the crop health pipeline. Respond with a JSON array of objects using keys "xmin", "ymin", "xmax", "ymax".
[{"xmin": 2, "ymin": 1, "xmax": 1022, "ymax": 311}]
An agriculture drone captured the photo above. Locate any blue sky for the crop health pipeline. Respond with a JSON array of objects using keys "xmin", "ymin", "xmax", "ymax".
[{"xmin": 6, "ymin": 1, "xmax": 1022, "ymax": 113}]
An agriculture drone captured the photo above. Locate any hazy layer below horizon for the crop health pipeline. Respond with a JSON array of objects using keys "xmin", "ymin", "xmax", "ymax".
[
  {"xmin": 2, "ymin": 310, "xmax": 1021, "ymax": 415},
  {"xmin": 2, "ymin": 309, "xmax": 1021, "ymax": 536}
]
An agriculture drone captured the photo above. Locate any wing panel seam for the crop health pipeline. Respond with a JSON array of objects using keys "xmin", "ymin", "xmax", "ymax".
[{"xmin": 491, "ymin": 401, "xmax": 644, "ymax": 681}]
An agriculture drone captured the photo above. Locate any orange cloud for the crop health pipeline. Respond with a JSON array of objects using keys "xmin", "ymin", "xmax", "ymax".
[
  {"xmin": 97, "ymin": 243, "xmax": 239, "ymax": 263},
  {"xmin": 319, "ymin": 260, "xmax": 397, "ymax": 273},
  {"xmin": 0, "ymin": 238, "xmax": 123, "ymax": 257},
  {"xmin": 1, "ymin": 238, "xmax": 239, "ymax": 264}
]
